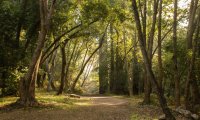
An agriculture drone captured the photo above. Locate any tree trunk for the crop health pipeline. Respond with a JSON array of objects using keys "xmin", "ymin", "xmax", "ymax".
[
  {"xmin": 36, "ymin": 73, "xmax": 42, "ymax": 88},
  {"xmin": 185, "ymin": 0, "xmax": 200, "ymax": 110},
  {"xmin": 81, "ymin": 56, "xmax": 95, "ymax": 87},
  {"xmin": 123, "ymin": 27, "xmax": 132, "ymax": 96},
  {"xmin": 185, "ymin": 8, "xmax": 200, "ymax": 110},
  {"xmin": 132, "ymin": 1, "xmax": 175, "ymax": 119},
  {"xmin": 99, "ymin": 28, "xmax": 109, "ymax": 94},
  {"xmin": 17, "ymin": 0, "xmax": 56, "ymax": 106},
  {"xmin": 46, "ymin": 54, "xmax": 56, "ymax": 92},
  {"xmin": 157, "ymin": 0, "xmax": 163, "ymax": 88},
  {"xmin": 173, "ymin": 0, "xmax": 180, "ymax": 108},
  {"xmin": 65, "ymin": 41, "xmax": 78, "ymax": 92},
  {"xmin": 132, "ymin": 29, "xmax": 139, "ymax": 95},
  {"xmin": 57, "ymin": 45, "xmax": 67, "ymax": 95},
  {"xmin": 109, "ymin": 23, "xmax": 115, "ymax": 93}
]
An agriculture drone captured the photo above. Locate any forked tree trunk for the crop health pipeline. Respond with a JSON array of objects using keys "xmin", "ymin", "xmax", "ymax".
[
  {"xmin": 132, "ymin": 1, "xmax": 175, "ymax": 119},
  {"xmin": 144, "ymin": 0, "xmax": 159, "ymax": 104},
  {"xmin": 17, "ymin": 0, "xmax": 56, "ymax": 106},
  {"xmin": 141, "ymin": 0, "xmax": 151, "ymax": 104}
]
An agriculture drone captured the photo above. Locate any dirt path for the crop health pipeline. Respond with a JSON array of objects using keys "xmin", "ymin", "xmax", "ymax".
[{"xmin": 0, "ymin": 96, "xmax": 133, "ymax": 120}]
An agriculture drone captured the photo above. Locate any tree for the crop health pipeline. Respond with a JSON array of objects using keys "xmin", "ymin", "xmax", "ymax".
[
  {"xmin": 185, "ymin": 0, "xmax": 200, "ymax": 110},
  {"xmin": 132, "ymin": 0, "xmax": 175, "ymax": 119},
  {"xmin": 17, "ymin": 0, "xmax": 56, "ymax": 106},
  {"xmin": 157, "ymin": 0, "xmax": 163, "ymax": 88},
  {"xmin": 173, "ymin": 0, "xmax": 180, "ymax": 108}
]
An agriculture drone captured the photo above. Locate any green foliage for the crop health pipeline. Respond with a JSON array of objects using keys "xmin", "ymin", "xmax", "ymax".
[
  {"xmin": 162, "ymin": 34, "xmax": 188, "ymax": 97},
  {"xmin": 0, "ymin": 0, "xmax": 39, "ymax": 96},
  {"xmin": 81, "ymin": 1, "xmax": 109, "ymax": 22}
]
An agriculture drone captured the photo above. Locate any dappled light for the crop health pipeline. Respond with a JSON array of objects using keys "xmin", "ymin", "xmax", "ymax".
[{"xmin": 0, "ymin": 0, "xmax": 200, "ymax": 120}]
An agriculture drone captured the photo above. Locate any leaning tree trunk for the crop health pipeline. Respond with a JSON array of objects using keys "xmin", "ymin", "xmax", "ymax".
[
  {"xmin": 71, "ymin": 32, "xmax": 106, "ymax": 92},
  {"xmin": 17, "ymin": 0, "xmax": 56, "ymax": 106},
  {"xmin": 132, "ymin": 1, "xmax": 175, "ymax": 119}
]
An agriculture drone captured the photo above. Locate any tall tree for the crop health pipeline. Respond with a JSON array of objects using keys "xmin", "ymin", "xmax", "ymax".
[
  {"xmin": 17, "ymin": 0, "xmax": 56, "ymax": 106},
  {"xmin": 57, "ymin": 44, "xmax": 67, "ymax": 95},
  {"xmin": 143, "ymin": 0, "xmax": 159, "ymax": 104},
  {"xmin": 132, "ymin": 0, "xmax": 175, "ymax": 119},
  {"xmin": 185, "ymin": 0, "xmax": 200, "ymax": 110},
  {"xmin": 173, "ymin": 0, "xmax": 180, "ymax": 108},
  {"xmin": 99, "ymin": 30, "xmax": 109, "ymax": 94},
  {"xmin": 109, "ymin": 23, "xmax": 115, "ymax": 93},
  {"xmin": 157, "ymin": 0, "xmax": 163, "ymax": 88}
]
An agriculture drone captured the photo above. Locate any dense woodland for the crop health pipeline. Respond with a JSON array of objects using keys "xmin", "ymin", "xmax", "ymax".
[{"xmin": 0, "ymin": 0, "xmax": 200, "ymax": 119}]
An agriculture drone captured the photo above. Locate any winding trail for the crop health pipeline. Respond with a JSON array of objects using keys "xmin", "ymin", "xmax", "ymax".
[{"xmin": 0, "ymin": 96, "xmax": 133, "ymax": 120}]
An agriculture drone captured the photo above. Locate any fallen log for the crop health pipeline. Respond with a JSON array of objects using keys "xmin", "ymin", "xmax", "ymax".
[{"xmin": 69, "ymin": 94, "xmax": 81, "ymax": 98}]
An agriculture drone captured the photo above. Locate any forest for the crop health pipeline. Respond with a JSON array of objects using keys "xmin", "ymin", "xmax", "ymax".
[{"xmin": 0, "ymin": 0, "xmax": 200, "ymax": 120}]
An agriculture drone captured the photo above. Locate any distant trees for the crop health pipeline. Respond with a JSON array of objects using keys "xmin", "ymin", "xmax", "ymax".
[{"xmin": 0, "ymin": 0, "xmax": 200, "ymax": 115}]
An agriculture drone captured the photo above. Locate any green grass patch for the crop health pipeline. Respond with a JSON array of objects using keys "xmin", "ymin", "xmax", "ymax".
[
  {"xmin": 131, "ymin": 113, "xmax": 155, "ymax": 120},
  {"xmin": 0, "ymin": 96, "xmax": 18, "ymax": 107},
  {"xmin": 0, "ymin": 89, "xmax": 91, "ymax": 110}
]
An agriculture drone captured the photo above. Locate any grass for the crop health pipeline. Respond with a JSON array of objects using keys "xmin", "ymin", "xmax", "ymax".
[
  {"xmin": 0, "ymin": 96, "xmax": 18, "ymax": 107},
  {"xmin": 0, "ymin": 89, "xmax": 91, "ymax": 110},
  {"xmin": 131, "ymin": 113, "xmax": 156, "ymax": 120}
]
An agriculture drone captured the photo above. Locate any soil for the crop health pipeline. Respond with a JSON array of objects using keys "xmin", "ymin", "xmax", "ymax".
[{"xmin": 0, "ymin": 96, "xmax": 186, "ymax": 120}]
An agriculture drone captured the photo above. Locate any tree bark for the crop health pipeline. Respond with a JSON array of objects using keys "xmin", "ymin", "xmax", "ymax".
[
  {"xmin": 185, "ymin": 0, "xmax": 200, "ymax": 110},
  {"xmin": 185, "ymin": 6, "xmax": 200, "ymax": 109},
  {"xmin": 132, "ymin": 29, "xmax": 139, "ymax": 95},
  {"xmin": 109, "ymin": 23, "xmax": 115, "ymax": 93},
  {"xmin": 132, "ymin": 1, "xmax": 175, "ymax": 119},
  {"xmin": 157, "ymin": 0, "xmax": 163, "ymax": 88},
  {"xmin": 144, "ymin": 0, "xmax": 159, "ymax": 104},
  {"xmin": 46, "ymin": 51, "xmax": 57, "ymax": 92},
  {"xmin": 17, "ymin": 0, "xmax": 56, "ymax": 106},
  {"xmin": 123, "ymin": 27, "xmax": 132, "ymax": 96},
  {"xmin": 173, "ymin": 0, "xmax": 180, "ymax": 108},
  {"xmin": 141, "ymin": 0, "xmax": 149, "ymax": 103},
  {"xmin": 99, "ymin": 27, "xmax": 109, "ymax": 94},
  {"xmin": 57, "ymin": 45, "xmax": 67, "ymax": 95}
]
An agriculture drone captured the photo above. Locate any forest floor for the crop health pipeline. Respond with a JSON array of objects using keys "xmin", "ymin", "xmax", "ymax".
[{"xmin": 0, "ymin": 91, "xmax": 188, "ymax": 120}]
